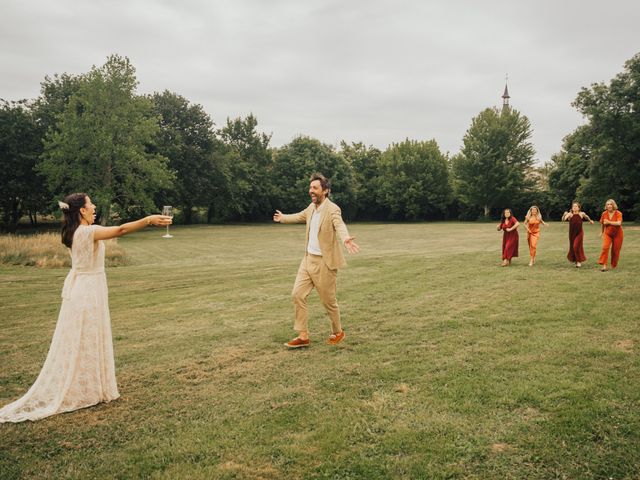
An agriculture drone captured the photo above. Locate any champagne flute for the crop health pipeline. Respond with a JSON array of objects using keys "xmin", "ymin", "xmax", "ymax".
[{"xmin": 162, "ymin": 205, "xmax": 173, "ymax": 238}]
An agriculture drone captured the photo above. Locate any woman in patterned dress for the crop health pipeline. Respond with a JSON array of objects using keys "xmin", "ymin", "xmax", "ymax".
[{"xmin": 0, "ymin": 193, "xmax": 171, "ymax": 423}]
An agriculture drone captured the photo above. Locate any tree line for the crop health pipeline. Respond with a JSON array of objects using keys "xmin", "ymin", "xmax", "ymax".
[{"xmin": 1, "ymin": 53, "xmax": 638, "ymax": 231}]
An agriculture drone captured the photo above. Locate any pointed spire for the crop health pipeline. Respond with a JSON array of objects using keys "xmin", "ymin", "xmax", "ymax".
[{"xmin": 502, "ymin": 74, "xmax": 510, "ymax": 112}]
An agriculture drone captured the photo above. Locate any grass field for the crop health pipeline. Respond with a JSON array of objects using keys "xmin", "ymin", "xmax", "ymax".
[{"xmin": 1, "ymin": 221, "xmax": 639, "ymax": 479}]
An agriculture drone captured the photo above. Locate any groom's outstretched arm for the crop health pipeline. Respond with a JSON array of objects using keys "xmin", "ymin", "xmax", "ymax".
[
  {"xmin": 273, "ymin": 209, "xmax": 306, "ymax": 224},
  {"xmin": 331, "ymin": 207, "xmax": 360, "ymax": 254}
]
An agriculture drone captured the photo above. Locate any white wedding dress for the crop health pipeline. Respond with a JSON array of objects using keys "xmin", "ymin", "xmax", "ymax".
[{"xmin": 0, "ymin": 225, "xmax": 119, "ymax": 423}]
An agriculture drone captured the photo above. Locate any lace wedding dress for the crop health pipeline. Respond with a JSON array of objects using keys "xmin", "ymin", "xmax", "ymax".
[{"xmin": 0, "ymin": 225, "xmax": 119, "ymax": 423}]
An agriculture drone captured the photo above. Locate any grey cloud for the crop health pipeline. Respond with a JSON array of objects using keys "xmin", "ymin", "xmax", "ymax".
[{"xmin": 1, "ymin": 0, "xmax": 638, "ymax": 164}]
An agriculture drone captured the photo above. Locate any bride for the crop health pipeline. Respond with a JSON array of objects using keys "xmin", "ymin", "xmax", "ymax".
[{"xmin": 0, "ymin": 193, "xmax": 171, "ymax": 423}]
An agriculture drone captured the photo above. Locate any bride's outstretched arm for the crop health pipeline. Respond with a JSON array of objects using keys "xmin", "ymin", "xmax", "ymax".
[{"xmin": 93, "ymin": 215, "xmax": 172, "ymax": 241}]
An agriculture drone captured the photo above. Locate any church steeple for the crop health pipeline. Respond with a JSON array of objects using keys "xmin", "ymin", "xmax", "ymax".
[{"xmin": 502, "ymin": 75, "xmax": 510, "ymax": 112}]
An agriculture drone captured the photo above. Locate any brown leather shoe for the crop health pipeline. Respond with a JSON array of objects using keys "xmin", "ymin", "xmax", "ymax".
[
  {"xmin": 327, "ymin": 330, "xmax": 345, "ymax": 345},
  {"xmin": 285, "ymin": 337, "xmax": 310, "ymax": 348}
]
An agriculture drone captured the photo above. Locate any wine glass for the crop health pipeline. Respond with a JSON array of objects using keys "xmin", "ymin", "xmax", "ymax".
[{"xmin": 162, "ymin": 205, "xmax": 173, "ymax": 238}]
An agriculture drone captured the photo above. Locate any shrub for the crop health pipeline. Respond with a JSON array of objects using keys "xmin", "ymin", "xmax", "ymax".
[{"xmin": 0, "ymin": 233, "xmax": 130, "ymax": 268}]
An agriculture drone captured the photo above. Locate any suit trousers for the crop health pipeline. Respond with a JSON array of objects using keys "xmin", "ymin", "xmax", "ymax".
[{"xmin": 291, "ymin": 254, "xmax": 341, "ymax": 334}]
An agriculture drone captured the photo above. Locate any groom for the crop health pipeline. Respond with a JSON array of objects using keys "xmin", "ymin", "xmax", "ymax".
[{"xmin": 273, "ymin": 173, "xmax": 359, "ymax": 348}]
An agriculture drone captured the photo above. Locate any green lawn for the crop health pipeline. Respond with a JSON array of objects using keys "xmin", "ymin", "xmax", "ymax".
[{"xmin": 1, "ymin": 222, "xmax": 639, "ymax": 479}]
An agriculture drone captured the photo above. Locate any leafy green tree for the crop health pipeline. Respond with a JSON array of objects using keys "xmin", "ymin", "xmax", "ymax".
[
  {"xmin": 218, "ymin": 114, "xmax": 274, "ymax": 220},
  {"xmin": 376, "ymin": 139, "xmax": 452, "ymax": 220},
  {"xmin": 204, "ymin": 143, "xmax": 241, "ymax": 223},
  {"xmin": 0, "ymin": 100, "xmax": 46, "ymax": 231},
  {"xmin": 271, "ymin": 136, "xmax": 356, "ymax": 216},
  {"xmin": 38, "ymin": 55, "xmax": 174, "ymax": 223},
  {"xmin": 569, "ymin": 53, "xmax": 640, "ymax": 217},
  {"xmin": 29, "ymin": 73, "xmax": 84, "ymax": 222},
  {"xmin": 547, "ymin": 126, "xmax": 592, "ymax": 214},
  {"xmin": 452, "ymin": 107, "xmax": 536, "ymax": 219},
  {"xmin": 1, "ymin": 74, "xmax": 83, "ymax": 230},
  {"xmin": 339, "ymin": 141, "xmax": 382, "ymax": 219},
  {"xmin": 151, "ymin": 90, "xmax": 220, "ymax": 224},
  {"xmin": 33, "ymin": 73, "xmax": 83, "ymax": 135}
]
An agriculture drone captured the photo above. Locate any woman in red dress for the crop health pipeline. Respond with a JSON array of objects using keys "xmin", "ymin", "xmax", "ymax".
[
  {"xmin": 598, "ymin": 198, "xmax": 624, "ymax": 271},
  {"xmin": 497, "ymin": 208, "xmax": 519, "ymax": 266},
  {"xmin": 562, "ymin": 201, "xmax": 594, "ymax": 268}
]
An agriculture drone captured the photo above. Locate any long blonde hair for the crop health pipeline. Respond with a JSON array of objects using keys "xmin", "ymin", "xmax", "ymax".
[
  {"xmin": 525, "ymin": 205, "xmax": 543, "ymax": 222},
  {"xmin": 605, "ymin": 198, "xmax": 618, "ymax": 210}
]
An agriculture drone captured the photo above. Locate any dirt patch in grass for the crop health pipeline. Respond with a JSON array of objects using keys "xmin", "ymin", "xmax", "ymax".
[
  {"xmin": 491, "ymin": 442, "xmax": 512, "ymax": 453},
  {"xmin": 613, "ymin": 339, "xmax": 634, "ymax": 352},
  {"xmin": 171, "ymin": 346, "xmax": 293, "ymax": 387},
  {"xmin": 218, "ymin": 460, "xmax": 280, "ymax": 480},
  {"xmin": 395, "ymin": 383, "xmax": 410, "ymax": 394},
  {"xmin": 515, "ymin": 406, "xmax": 544, "ymax": 422}
]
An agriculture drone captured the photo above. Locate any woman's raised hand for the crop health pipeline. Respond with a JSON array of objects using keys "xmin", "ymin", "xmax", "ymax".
[{"xmin": 148, "ymin": 215, "xmax": 172, "ymax": 226}]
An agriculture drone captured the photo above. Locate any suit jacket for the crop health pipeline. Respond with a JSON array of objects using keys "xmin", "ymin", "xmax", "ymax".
[{"xmin": 280, "ymin": 198, "xmax": 350, "ymax": 270}]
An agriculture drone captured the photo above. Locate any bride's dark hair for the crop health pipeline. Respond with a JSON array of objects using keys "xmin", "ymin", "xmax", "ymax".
[{"xmin": 60, "ymin": 193, "xmax": 88, "ymax": 248}]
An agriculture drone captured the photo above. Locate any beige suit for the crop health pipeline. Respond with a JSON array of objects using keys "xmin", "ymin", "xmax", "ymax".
[{"xmin": 281, "ymin": 199, "xmax": 350, "ymax": 333}]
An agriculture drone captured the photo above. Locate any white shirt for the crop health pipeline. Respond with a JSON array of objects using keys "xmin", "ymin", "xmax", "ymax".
[{"xmin": 307, "ymin": 201, "xmax": 325, "ymax": 255}]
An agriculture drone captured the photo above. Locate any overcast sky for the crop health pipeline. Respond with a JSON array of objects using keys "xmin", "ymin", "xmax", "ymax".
[{"xmin": 2, "ymin": 0, "xmax": 638, "ymax": 163}]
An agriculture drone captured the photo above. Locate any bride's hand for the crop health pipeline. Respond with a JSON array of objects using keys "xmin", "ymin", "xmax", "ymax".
[{"xmin": 148, "ymin": 215, "xmax": 172, "ymax": 226}]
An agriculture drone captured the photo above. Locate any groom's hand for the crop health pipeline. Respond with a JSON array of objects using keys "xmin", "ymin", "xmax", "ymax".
[
  {"xmin": 344, "ymin": 236, "xmax": 360, "ymax": 254},
  {"xmin": 273, "ymin": 210, "xmax": 283, "ymax": 223}
]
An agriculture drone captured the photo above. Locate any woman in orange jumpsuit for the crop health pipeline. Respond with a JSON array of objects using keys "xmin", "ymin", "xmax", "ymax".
[
  {"xmin": 524, "ymin": 205, "xmax": 548, "ymax": 266},
  {"xmin": 562, "ymin": 202, "xmax": 594, "ymax": 268},
  {"xmin": 497, "ymin": 208, "xmax": 519, "ymax": 266},
  {"xmin": 598, "ymin": 199, "xmax": 624, "ymax": 271}
]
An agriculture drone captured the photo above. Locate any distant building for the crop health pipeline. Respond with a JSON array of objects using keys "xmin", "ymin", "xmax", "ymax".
[{"xmin": 502, "ymin": 83, "xmax": 510, "ymax": 112}]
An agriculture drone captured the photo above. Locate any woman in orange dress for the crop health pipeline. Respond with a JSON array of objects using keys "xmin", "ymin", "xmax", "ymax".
[
  {"xmin": 598, "ymin": 198, "xmax": 624, "ymax": 271},
  {"xmin": 524, "ymin": 205, "xmax": 548, "ymax": 266},
  {"xmin": 562, "ymin": 202, "xmax": 594, "ymax": 268},
  {"xmin": 497, "ymin": 208, "xmax": 519, "ymax": 266}
]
